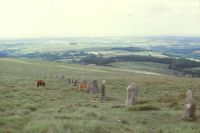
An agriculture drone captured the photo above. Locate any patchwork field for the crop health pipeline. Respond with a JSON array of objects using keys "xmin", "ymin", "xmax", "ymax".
[{"xmin": 0, "ymin": 58, "xmax": 200, "ymax": 133}]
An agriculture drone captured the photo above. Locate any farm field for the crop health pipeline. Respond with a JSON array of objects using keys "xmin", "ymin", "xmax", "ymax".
[
  {"xmin": 0, "ymin": 58, "xmax": 200, "ymax": 133},
  {"xmin": 132, "ymin": 51, "xmax": 169, "ymax": 58}
]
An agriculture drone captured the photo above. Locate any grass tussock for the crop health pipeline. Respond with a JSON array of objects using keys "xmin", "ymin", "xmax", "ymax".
[
  {"xmin": 111, "ymin": 105, "xmax": 124, "ymax": 108},
  {"xmin": 117, "ymin": 119, "xmax": 129, "ymax": 125},
  {"xmin": 24, "ymin": 104, "xmax": 37, "ymax": 111},
  {"xmin": 157, "ymin": 94, "xmax": 177, "ymax": 103},
  {"xmin": 54, "ymin": 115, "xmax": 71, "ymax": 120},
  {"xmin": 85, "ymin": 104, "xmax": 98, "ymax": 108},
  {"xmin": 178, "ymin": 92, "xmax": 186, "ymax": 99},
  {"xmin": 24, "ymin": 121, "xmax": 49, "ymax": 133},
  {"xmin": 157, "ymin": 94, "xmax": 181, "ymax": 108},
  {"xmin": 137, "ymin": 99, "xmax": 150, "ymax": 104},
  {"xmin": 0, "ymin": 107, "xmax": 6, "ymax": 112},
  {"xmin": 128, "ymin": 104, "xmax": 160, "ymax": 111},
  {"xmin": 167, "ymin": 101, "xmax": 178, "ymax": 108},
  {"xmin": 86, "ymin": 112, "xmax": 98, "ymax": 118}
]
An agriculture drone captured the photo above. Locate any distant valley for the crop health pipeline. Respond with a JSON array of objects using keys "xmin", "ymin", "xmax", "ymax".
[{"xmin": 1, "ymin": 36, "xmax": 200, "ymax": 77}]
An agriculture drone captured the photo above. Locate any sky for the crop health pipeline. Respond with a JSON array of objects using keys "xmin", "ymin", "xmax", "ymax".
[{"xmin": 0, "ymin": 0, "xmax": 199, "ymax": 38}]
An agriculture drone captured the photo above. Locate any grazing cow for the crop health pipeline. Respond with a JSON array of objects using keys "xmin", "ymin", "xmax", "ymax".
[
  {"xmin": 37, "ymin": 80, "xmax": 45, "ymax": 87},
  {"xmin": 79, "ymin": 82, "xmax": 87, "ymax": 91}
]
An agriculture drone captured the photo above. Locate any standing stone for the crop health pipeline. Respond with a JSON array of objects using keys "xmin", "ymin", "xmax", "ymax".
[
  {"xmin": 90, "ymin": 80, "xmax": 98, "ymax": 94},
  {"xmin": 182, "ymin": 90, "xmax": 196, "ymax": 120},
  {"xmin": 126, "ymin": 83, "xmax": 137, "ymax": 108},
  {"xmin": 61, "ymin": 75, "xmax": 64, "ymax": 79},
  {"xmin": 86, "ymin": 80, "xmax": 98, "ymax": 94},
  {"xmin": 86, "ymin": 82, "xmax": 91, "ymax": 93},
  {"xmin": 73, "ymin": 80, "xmax": 78, "ymax": 86},
  {"xmin": 71, "ymin": 78, "xmax": 74, "ymax": 84},
  {"xmin": 68, "ymin": 78, "xmax": 71, "ymax": 84},
  {"xmin": 100, "ymin": 80, "xmax": 106, "ymax": 101}
]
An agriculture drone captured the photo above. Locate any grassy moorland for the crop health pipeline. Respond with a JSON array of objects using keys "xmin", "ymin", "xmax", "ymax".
[
  {"xmin": 0, "ymin": 58, "xmax": 200, "ymax": 133},
  {"xmin": 109, "ymin": 61, "xmax": 178, "ymax": 76}
]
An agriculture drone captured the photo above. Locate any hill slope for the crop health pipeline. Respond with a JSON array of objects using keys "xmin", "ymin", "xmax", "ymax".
[{"xmin": 0, "ymin": 58, "xmax": 200, "ymax": 133}]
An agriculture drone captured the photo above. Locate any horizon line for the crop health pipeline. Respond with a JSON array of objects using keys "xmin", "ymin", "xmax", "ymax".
[{"xmin": 0, "ymin": 35, "xmax": 199, "ymax": 40}]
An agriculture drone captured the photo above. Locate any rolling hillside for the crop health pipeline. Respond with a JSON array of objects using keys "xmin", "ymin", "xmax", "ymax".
[{"xmin": 0, "ymin": 58, "xmax": 200, "ymax": 133}]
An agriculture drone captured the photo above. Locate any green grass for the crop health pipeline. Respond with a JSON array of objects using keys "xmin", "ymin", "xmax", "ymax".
[
  {"xmin": 109, "ymin": 61, "xmax": 179, "ymax": 76},
  {"xmin": 0, "ymin": 58, "xmax": 200, "ymax": 133},
  {"xmin": 128, "ymin": 104, "xmax": 160, "ymax": 111}
]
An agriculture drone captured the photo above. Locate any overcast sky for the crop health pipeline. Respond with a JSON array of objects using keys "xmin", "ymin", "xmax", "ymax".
[{"xmin": 0, "ymin": 0, "xmax": 199, "ymax": 38}]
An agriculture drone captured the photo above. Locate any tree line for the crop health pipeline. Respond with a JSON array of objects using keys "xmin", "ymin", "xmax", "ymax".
[{"xmin": 79, "ymin": 55, "xmax": 200, "ymax": 77}]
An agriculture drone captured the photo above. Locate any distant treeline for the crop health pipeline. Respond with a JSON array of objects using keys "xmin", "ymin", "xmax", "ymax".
[
  {"xmin": 80, "ymin": 55, "xmax": 200, "ymax": 68},
  {"xmin": 110, "ymin": 47, "xmax": 144, "ymax": 52},
  {"xmin": 79, "ymin": 55, "xmax": 114, "ymax": 66},
  {"xmin": 20, "ymin": 47, "xmax": 145, "ymax": 61},
  {"xmin": 182, "ymin": 69, "xmax": 200, "ymax": 77},
  {"xmin": 0, "ymin": 51, "xmax": 10, "ymax": 57},
  {"xmin": 80, "ymin": 55, "xmax": 200, "ymax": 77},
  {"xmin": 23, "ymin": 51, "xmax": 89, "ymax": 61},
  {"xmin": 0, "ymin": 50, "xmax": 19, "ymax": 57}
]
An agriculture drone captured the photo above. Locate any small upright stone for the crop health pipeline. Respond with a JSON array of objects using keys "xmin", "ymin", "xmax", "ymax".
[
  {"xmin": 126, "ymin": 83, "xmax": 137, "ymax": 108},
  {"xmin": 73, "ymin": 80, "xmax": 78, "ymax": 86},
  {"xmin": 100, "ymin": 80, "xmax": 106, "ymax": 101},
  {"xmin": 86, "ymin": 80, "xmax": 98, "ymax": 94},
  {"xmin": 71, "ymin": 78, "xmax": 73, "ymax": 82},
  {"xmin": 68, "ymin": 78, "xmax": 71, "ymax": 84},
  {"xmin": 182, "ymin": 90, "xmax": 197, "ymax": 120},
  {"xmin": 90, "ymin": 80, "xmax": 98, "ymax": 94}
]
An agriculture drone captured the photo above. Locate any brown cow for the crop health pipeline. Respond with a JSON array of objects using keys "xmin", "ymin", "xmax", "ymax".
[
  {"xmin": 37, "ymin": 80, "xmax": 45, "ymax": 87},
  {"xmin": 79, "ymin": 82, "xmax": 87, "ymax": 91}
]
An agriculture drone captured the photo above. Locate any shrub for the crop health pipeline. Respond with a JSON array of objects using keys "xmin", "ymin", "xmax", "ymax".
[{"xmin": 137, "ymin": 100, "xmax": 150, "ymax": 104}]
